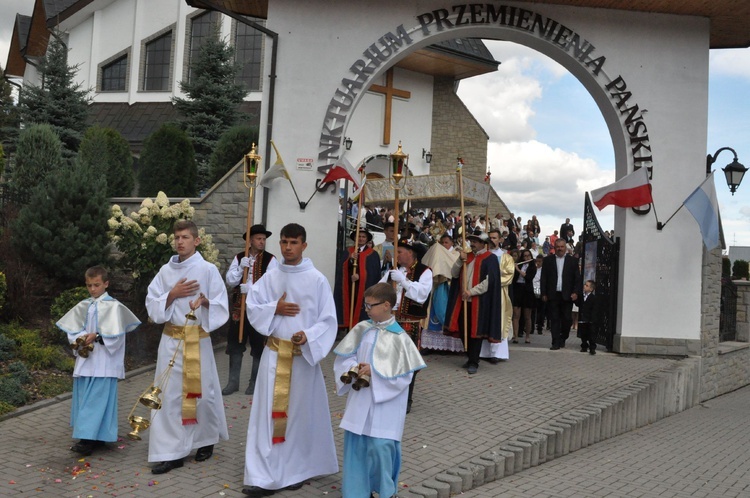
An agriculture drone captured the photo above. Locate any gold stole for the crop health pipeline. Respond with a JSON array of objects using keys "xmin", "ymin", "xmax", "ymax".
[
  {"xmin": 266, "ymin": 336, "xmax": 302, "ymax": 444},
  {"xmin": 163, "ymin": 323, "xmax": 209, "ymax": 425}
]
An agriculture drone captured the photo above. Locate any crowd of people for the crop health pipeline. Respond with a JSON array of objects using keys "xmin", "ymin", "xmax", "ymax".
[{"xmin": 55, "ymin": 207, "xmax": 604, "ymax": 498}]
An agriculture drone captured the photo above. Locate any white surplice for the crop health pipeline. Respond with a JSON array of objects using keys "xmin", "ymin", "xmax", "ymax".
[
  {"xmin": 144, "ymin": 252, "xmax": 229, "ymax": 462},
  {"xmin": 244, "ymin": 257, "xmax": 338, "ymax": 490}
]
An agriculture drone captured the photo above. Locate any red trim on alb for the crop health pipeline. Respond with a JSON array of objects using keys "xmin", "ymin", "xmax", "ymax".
[{"xmin": 271, "ymin": 411, "xmax": 287, "ymax": 419}]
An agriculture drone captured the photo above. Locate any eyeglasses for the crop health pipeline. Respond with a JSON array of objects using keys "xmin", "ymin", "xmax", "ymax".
[{"xmin": 363, "ymin": 301, "xmax": 385, "ymax": 311}]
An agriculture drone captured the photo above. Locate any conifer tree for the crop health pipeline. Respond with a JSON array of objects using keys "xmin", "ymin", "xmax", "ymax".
[
  {"xmin": 12, "ymin": 124, "xmax": 63, "ymax": 195},
  {"xmin": 18, "ymin": 35, "xmax": 91, "ymax": 159},
  {"xmin": 78, "ymin": 126, "xmax": 134, "ymax": 196},
  {"xmin": 208, "ymin": 124, "xmax": 258, "ymax": 183},
  {"xmin": 13, "ymin": 161, "xmax": 110, "ymax": 283},
  {"xmin": 173, "ymin": 27, "xmax": 247, "ymax": 191},
  {"xmin": 138, "ymin": 123, "xmax": 197, "ymax": 197},
  {"xmin": 0, "ymin": 65, "xmax": 20, "ymax": 162}
]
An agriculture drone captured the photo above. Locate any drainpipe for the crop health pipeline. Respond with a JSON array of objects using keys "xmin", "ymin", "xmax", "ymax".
[{"xmin": 198, "ymin": 1, "xmax": 278, "ymax": 226}]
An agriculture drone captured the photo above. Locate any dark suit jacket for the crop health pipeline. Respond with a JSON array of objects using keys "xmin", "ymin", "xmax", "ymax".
[
  {"xmin": 560, "ymin": 223, "xmax": 575, "ymax": 241},
  {"xmin": 540, "ymin": 254, "xmax": 581, "ymax": 302},
  {"xmin": 577, "ymin": 292, "xmax": 604, "ymax": 324}
]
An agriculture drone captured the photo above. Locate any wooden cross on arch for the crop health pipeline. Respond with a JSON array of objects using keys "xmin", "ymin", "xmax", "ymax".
[{"xmin": 369, "ymin": 68, "xmax": 411, "ymax": 145}]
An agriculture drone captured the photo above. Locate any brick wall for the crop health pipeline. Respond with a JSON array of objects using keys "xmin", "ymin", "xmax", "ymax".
[{"xmin": 429, "ymin": 77, "xmax": 510, "ymax": 220}]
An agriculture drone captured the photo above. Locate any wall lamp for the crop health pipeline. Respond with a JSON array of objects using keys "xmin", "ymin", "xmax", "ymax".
[
  {"xmin": 344, "ymin": 137, "xmax": 353, "ymax": 150},
  {"xmin": 422, "ymin": 148, "xmax": 432, "ymax": 164},
  {"xmin": 707, "ymin": 147, "xmax": 747, "ymax": 195}
]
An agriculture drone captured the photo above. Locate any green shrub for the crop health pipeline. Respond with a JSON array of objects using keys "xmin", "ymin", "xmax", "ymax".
[
  {"xmin": 0, "ymin": 323, "xmax": 74, "ymax": 372},
  {"xmin": 78, "ymin": 126, "xmax": 134, "ymax": 196},
  {"xmin": 38, "ymin": 374, "xmax": 72, "ymax": 397},
  {"xmin": 138, "ymin": 124, "xmax": 197, "ymax": 197},
  {"xmin": 0, "ymin": 375, "xmax": 27, "ymax": 407},
  {"xmin": 208, "ymin": 125, "xmax": 258, "ymax": 184},
  {"xmin": 0, "ymin": 334, "xmax": 15, "ymax": 361},
  {"xmin": 12, "ymin": 124, "xmax": 63, "ymax": 195},
  {"xmin": 0, "ymin": 400, "xmax": 15, "ymax": 417},
  {"xmin": 7, "ymin": 361, "xmax": 31, "ymax": 384},
  {"xmin": 50, "ymin": 287, "xmax": 89, "ymax": 323},
  {"xmin": 12, "ymin": 161, "xmax": 110, "ymax": 283},
  {"xmin": 732, "ymin": 259, "xmax": 749, "ymax": 280}
]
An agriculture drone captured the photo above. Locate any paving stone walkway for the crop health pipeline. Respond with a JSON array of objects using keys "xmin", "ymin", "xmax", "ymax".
[{"xmin": 0, "ymin": 334, "xmax": 678, "ymax": 497}]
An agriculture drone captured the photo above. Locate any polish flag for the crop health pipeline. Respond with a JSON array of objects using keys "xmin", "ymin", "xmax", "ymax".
[
  {"xmin": 591, "ymin": 168, "xmax": 652, "ymax": 210},
  {"xmin": 321, "ymin": 157, "xmax": 363, "ymax": 189}
]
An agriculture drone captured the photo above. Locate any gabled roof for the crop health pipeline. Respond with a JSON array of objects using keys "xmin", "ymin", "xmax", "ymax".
[{"xmin": 4, "ymin": 15, "xmax": 32, "ymax": 78}]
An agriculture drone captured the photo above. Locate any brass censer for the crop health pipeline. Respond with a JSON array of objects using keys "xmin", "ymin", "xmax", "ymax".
[{"xmin": 127, "ymin": 307, "xmax": 197, "ymax": 440}]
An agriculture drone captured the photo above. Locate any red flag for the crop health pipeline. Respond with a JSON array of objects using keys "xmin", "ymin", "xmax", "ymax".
[
  {"xmin": 321, "ymin": 157, "xmax": 362, "ymax": 189},
  {"xmin": 590, "ymin": 167, "xmax": 652, "ymax": 210}
]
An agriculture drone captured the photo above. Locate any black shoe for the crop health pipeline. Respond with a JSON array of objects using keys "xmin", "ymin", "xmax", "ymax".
[
  {"xmin": 195, "ymin": 445, "xmax": 214, "ymax": 462},
  {"xmin": 245, "ymin": 380, "xmax": 256, "ymax": 395},
  {"xmin": 242, "ymin": 486, "xmax": 276, "ymax": 496},
  {"xmin": 467, "ymin": 364, "xmax": 478, "ymax": 374},
  {"xmin": 406, "ymin": 399, "xmax": 413, "ymax": 414},
  {"xmin": 487, "ymin": 357, "xmax": 500, "ymax": 365},
  {"xmin": 580, "ymin": 347, "xmax": 588, "ymax": 353},
  {"xmin": 550, "ymin": 346, "xmax": 560, "ymax": 350},
  {"xmin": 461, "ymin": 361, "xmax": 471, "ymax": 369},
  {"xmin": 151, "ymin": 458, "xmax": 184, "ymax": 474},
  {"xmin": 537, "ymin": 330, "xmax": 543, "ymax": 335},
  {"xmin": 70, "ymin": 439, "xmax": 96, "ymax": 456},
  {"xmin": 222, "ymin": 382, "xmax": 239, "ymax": 395},
  {"xmin": 590, "ymin": 349, "xmax": 596, "ymax": 355},
  {"xmin": 285, "ymin": 482, "xmax": 304, "ymax": 490}
]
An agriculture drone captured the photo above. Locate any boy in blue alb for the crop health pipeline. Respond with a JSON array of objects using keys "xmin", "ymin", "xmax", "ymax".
[
  {"xmin": 56, "ymin": 266, "xmax": 140, "ymax": 456},
  {"xmin": 333, "ymin": 283, "xmax": 426, "ymax": 498}
]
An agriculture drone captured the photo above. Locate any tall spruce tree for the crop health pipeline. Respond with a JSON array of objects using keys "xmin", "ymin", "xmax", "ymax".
[
  {"xmin": 173, "ymin": 27, "xmax": 247, "ymax": 191},
  {"xmin": 13, "ymin": 160, "xmax": 110, "ymax": 283},
  {"xmin": 18, "ymin": 34, "xmax": 91, "ymax": 159},
  {"xmin": 78, "ymin": 126, "xmax": 134, "ymax": 197}
]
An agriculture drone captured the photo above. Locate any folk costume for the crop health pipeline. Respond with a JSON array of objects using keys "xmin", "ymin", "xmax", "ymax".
[
  {"xmin": 224, "ymin": 225, "xmax": 278, "ymax": 395},
  {"xmin": 244, "ymin": 257, "xmax": 339, "ymax": 491},
  {"xmin": 444, "ymin": 237, "xmax": 502, "ymax": 371},
  {"xmin": 145, "ymin": 252, "xmax": 230, "ymax": 463},
  {"xmin": 57, "ymin": 293, "xmax": 140, "ymax": 444},
  {"xmin": 334, "ymin": 317, "xmax": 426, "ymax": 498},
  {"xmin": 378, "ymin": 240, "xmax": 432, "ymax": 412},
  {"xmin": 479, "ymin": 251, "xmax": 514, "ymax": 361},
  {"xmin": 336, "ymin": 231, "xmax": 382, "ymax": 328}
]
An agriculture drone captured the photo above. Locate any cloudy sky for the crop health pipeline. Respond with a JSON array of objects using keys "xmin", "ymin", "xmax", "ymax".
[{"xmin": 2, "ymin": 1, "xmax": 748, "ymax": 247}]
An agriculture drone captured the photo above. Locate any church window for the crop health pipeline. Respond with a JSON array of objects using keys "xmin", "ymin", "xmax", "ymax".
[
  {"xmin": 101, "ymin": 55, "xmax": 128, "ymax": 92},
  {"xmin": 143, "ymin": 32, "xmax": 173, "ymax": 91},
  {"xmin": 234, "ymin": 18, "xmax": 264, "ymax": 92},
  {"xmin": 187, "ymin": 11, "xmax": 220, "ymax": 82}
]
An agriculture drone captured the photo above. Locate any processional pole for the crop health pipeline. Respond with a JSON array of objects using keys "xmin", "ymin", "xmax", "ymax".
[
  {"xmin": 389, "ymin": 142, "xmax": 409, "ymax": 285},
  {"xmin": 348, "ymin": 169, "xmax": 367, "ymax": 329},
  {"xmin": 238, "ymin": 144, "xmax": 261, "ymax": 342},
  {"xmin": 457, "ymin": 157, "xmax": 469, "ymax": 350},
  {"xmin": 484, "ymin": 168, "xmax": 491, "ymax": 230}
]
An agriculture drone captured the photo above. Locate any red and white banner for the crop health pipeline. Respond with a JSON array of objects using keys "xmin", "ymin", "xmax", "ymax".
[{"xmin": 591, "ymin": 167, "xmax": 652, "ymax": 210}]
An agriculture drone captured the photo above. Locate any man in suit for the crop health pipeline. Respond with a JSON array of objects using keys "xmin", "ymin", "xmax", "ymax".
[
  {"xmin": 560, "ymin": 218, "xmax": 575, "ymax": 242},
  {"xmin": 540, "ymin": 238, "xmax": 581, "ymax": 350}
]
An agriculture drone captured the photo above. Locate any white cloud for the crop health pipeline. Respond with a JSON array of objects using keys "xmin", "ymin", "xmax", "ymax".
[{"xmin": 710, "ymin": 48, "xmax": 750, "ymax": 80}]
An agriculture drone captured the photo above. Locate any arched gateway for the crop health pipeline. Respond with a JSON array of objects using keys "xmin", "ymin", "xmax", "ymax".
[{"xmin": 191, "ymin": 0, "xmax": 747, "ymax": 399}]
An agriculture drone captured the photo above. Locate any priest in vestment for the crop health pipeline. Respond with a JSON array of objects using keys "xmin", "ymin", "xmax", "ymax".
[
  {"xmin": 145, "ymin": 220, "xmax": 229, "ymax": 474},
  {"xmin": 444, "ymin": 232, "xmax": 502, "ymax": 374},
  {"xmin": 336, "ymin": 229, "xmax": 382, "ymax": 329},
  {"xmin": 243, "ymin": 223, "xmax": 338, "ymax": 496},
  {"xmin": 480, "ymin": 229, "xmax": 514, "ymax": 362}
]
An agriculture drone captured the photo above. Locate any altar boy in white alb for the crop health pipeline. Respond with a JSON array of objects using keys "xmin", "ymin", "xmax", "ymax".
[
  {"xmin": 145, "ymin": 220, "xmax": 229, "ymax": 475},
  {"xmin": 243, "ymin": 223, "xmax": 338, "ymax": 497},
  {"xmin": 57, "ymin": 266, "xmax": 140, "ymax": 457},
  {"xmin": 334, "ymin": 283, "xmax": 426, "ymax": 498}
]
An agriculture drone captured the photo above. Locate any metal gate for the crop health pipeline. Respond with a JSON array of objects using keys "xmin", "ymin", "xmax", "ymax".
[{"xmin": 581, "ymin": 192, "xmax": 620, "ymax": 351}]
